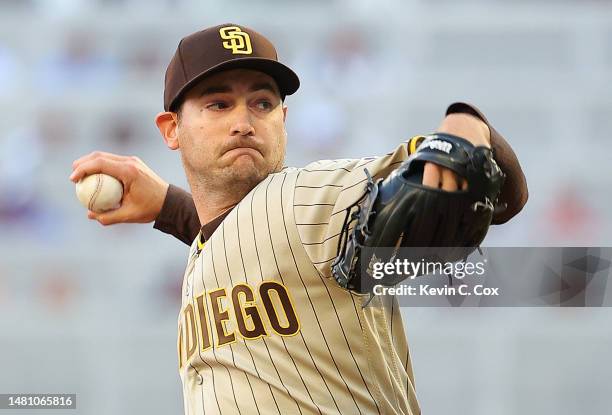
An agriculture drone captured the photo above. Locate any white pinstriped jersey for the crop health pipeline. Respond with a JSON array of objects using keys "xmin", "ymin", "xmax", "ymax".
[{"xmin": 177, "ymin": 141, "xmax": 420, "ymax": 415}]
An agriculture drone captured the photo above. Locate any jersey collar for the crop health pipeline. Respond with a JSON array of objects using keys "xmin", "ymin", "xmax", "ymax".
[{"xmin": 196, "ymin": 208, "xmax": 233, "ymax": 252}]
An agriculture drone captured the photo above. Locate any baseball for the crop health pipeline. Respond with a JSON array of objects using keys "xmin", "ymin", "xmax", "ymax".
[{"xmin": 75, "ymin": 173, "xmax": 124, "ymax": 213}]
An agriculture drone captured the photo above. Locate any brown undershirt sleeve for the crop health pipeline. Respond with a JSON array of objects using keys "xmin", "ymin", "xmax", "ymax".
[
  {"xmin": 153, "ymin": 184, "xmax": 201, "ymax": 245},
  {"xmin": 446, "ymin": 102, "xmax": 529, "ymax": 224}
]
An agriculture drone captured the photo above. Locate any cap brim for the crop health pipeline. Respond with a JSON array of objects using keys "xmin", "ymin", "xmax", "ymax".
[{"xmin": 168, "ymin": 58, "xmax": 300, "ymax": 111}]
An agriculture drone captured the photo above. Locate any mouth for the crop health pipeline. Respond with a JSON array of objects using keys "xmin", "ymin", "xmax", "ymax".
[{"xmin": 222, "ymin": 146, "xmax": 262, "ymax": 159}]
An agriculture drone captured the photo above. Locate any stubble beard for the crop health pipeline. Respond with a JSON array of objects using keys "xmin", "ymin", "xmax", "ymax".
[
  {"xmin": 212, "ymin": 161, "xmax": 267, "ymax": 199},
  {"xmin": 181, "ymin": 129, "xmax": 287, "ymax": 206},
  {"xmin": 212, "ymin": 131, "xmax": 286, "ymax": 200},
  {"xmin": 183, "ymin": 151, "xmax": 281, "ymax": 205}
]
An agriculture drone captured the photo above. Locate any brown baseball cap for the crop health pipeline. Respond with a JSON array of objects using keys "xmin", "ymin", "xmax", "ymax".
[{"xmin": 163, "ymin": 23, "xmax": 300, "ymax": 112}]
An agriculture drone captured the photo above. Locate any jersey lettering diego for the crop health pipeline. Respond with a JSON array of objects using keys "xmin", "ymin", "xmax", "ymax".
[{"xmin": 177, "ymin": 140, "xmax": 421, "ymax": 415}]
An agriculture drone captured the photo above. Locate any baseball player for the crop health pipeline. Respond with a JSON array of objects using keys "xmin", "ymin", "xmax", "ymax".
[{"xmin": 71, "ymin": 24, "xmax": 528, "ymax": 415}]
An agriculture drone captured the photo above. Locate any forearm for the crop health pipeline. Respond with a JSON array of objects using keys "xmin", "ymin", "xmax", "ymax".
[
  {"xmin": 445, "ymin": 102, "xmax": 528, "ymax": 224},
  {"xmin": 153, "ymin": 184, "xmax": 201, "ymax": 245},
  {"xmin": 437, "ymin": 112, "xmax": 490, "ymax": 148}
]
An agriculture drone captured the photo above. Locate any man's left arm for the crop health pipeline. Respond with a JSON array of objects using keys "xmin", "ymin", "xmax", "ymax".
[{"xmin": 332, "ymin": 103, "xmax": 527, "ymax": 290}]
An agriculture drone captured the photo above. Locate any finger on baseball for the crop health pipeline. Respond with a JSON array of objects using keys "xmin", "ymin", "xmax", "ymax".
[
  {"xmin": 90, "ymin": 207, "xmax": 131, "ymax": 226},
  {"xmin": 422, "ymin": 162, "xmax": 441, "ymax": 188},
  {"xmin": 70, "ymin": 158, "xmax": 131, "ymax": 183},
  {"xmin": 441, "ymin": 168, "xmax": 458, "ymax": 191},
  {"xmin": 72, "ymin": 151, "xmax": 128, "ymax": 169},
  {"xmin": 71, "ymin": 153, "xmax": 131, "ymax": 182}
]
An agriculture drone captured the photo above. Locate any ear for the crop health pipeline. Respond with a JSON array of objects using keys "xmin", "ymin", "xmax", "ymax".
[
  {"xmin": 282, "ymin": 105, "xmax": 288, "ymax": 122},
  {"xmin": 155, "ymin": 112, "xmax": 180, "ymax": 150}
]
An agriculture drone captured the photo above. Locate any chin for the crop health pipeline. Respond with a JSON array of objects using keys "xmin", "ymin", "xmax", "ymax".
[
  {"xmin": 227, "ymin": 159, "xmax": 268, "ymax": 183},
  {"xmin": 231, "ymin": 155, "xmax": 261, "ymax": 172}
]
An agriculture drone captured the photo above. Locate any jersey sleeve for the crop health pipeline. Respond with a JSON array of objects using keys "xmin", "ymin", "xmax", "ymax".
[
  {"xmin": 153, "ymin": 184, "xmax": 201, "ymax": 245},
  {"xmin": 293, "ymin": 143, "xmax": 413, "ymax": 280}
]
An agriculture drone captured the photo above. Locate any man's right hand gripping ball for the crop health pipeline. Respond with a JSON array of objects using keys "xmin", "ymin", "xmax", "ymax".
[{"xmin": 70, "ymin": 152, "xmax": 169, "ymax": 226}]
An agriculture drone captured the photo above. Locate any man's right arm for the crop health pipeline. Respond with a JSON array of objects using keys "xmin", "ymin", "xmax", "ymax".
[
  {"xmin": 153, "ymin": 185, "xmax": 200, "ymax": 245},
  {"xmin": 70, "ymin": 151, "xmax": 200, "ymax": 246}
]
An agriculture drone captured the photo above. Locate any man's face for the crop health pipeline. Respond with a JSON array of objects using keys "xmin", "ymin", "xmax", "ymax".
[{"xmin": 175, "ymin": 68, "xmax": 287, "ymax": 195}]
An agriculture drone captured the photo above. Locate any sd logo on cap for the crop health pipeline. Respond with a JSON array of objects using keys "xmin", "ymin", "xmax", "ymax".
[{"xmin": 219, "ymin": 26, "xmax": 252, "ymax": 55}]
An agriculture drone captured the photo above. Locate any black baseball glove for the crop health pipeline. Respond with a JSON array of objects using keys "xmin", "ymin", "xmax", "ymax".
[{"xmin": 331, "ymin": 133, "xmax": 505, "ymax": 294}]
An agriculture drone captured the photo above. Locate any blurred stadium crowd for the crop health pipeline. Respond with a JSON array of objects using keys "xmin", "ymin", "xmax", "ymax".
[{"xmin": 0, "ymin": 1, "xmax": 611, "ymax": 414}]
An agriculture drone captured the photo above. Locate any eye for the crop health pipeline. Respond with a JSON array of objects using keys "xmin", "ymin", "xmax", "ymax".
[
  {"xmin": 254, "ymin": 100, "xmax": 273, "ymax": 111},
  {"xmin": 206, "ymin": 102, "xmax": 229, "ymax": 110}
]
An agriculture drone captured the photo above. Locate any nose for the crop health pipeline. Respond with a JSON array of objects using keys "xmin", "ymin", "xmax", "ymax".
[{"xmin": 230, "ymin": 104, "xmax": 255, "ymax": 137}]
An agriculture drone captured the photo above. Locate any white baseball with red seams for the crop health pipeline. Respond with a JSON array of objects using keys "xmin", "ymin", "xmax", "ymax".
[{"xmin": 75, "ymin": 173, "xmax": 123, "ymax": 213}]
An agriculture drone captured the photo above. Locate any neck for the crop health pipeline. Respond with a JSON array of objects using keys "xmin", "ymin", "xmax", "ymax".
[
  {"xmin": 187, "ymin": 174, "xmax": 256, "ymax": 225},
  {"xmin": 192, "ymin": 189, "xmax": 241, "ymax": 225}
]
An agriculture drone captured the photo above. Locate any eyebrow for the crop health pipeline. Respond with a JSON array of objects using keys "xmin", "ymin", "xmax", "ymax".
[
  {"xmin": 199, "ymin": 82, "xmax": 280, "ymax": 97},
  {"xmin": 199, "ymin": 85, "xmax": 232, "ymax": 96},
  {"xmin": 249, "ymin": 82, "xmax": 280, "ymax": 96}
]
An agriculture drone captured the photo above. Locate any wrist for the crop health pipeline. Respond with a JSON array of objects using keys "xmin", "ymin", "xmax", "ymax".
[
  {"xmin": 150, "ymin": 181, "xmax": 170, "ymax": 222},
  {"xmin": 437, "ymin": 113, "xmax": 490, "ymax": 147}
]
